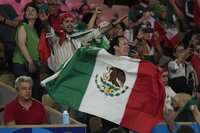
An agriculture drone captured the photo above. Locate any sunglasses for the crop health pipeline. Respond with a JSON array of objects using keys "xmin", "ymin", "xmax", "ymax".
[{"xmin": 176, "ymin": 46, "xmax": 184, "ymax": 52}]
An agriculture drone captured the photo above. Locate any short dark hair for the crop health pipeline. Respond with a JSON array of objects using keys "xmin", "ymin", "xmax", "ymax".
[{"xmin": 107, "ymin": 36, "xmax": 126, "ymax": 55}]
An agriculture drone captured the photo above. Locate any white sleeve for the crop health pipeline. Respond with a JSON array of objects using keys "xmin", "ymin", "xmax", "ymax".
[
  {"xmin": 45, "ymin": 27, "xmax": 59, "ymax": 45},
  {"xmin": 168, "ymin": 86, "xmax": 176, "ymax": 98},
  {"xmin": 168, "ymin": 60, "xmax": 180, "ymax": 71}
]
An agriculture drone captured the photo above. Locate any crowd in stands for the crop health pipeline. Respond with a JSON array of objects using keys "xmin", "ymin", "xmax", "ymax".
[{"xmin": 0, "ymin": 0, "xmax": 200, "ymax": 132}]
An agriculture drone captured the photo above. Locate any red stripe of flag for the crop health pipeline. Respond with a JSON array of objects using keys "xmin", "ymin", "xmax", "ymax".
[
  {"xmin": 120, "ymin": 61, "xmax": 165, "ymax": 133},
  {"xmin": 38, "ymin": 31, "xmax": 51, "ymax": 64}
]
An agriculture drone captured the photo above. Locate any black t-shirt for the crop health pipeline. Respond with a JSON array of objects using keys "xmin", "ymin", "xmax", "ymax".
[{"xmin": 0, "ymin": 4, "xmax": 18, "ymax": 50}]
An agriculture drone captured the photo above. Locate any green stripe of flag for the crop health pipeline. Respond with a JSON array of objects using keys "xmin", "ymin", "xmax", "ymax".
[{"xmin": 43, "ymin": 47, "xmax": 101, "ymax": 109}]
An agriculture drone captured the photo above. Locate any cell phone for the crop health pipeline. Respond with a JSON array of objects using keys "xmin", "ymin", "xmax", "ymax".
[
  {"xmin": 189, "ymin": 43, "xmax": 195, "ymax": 52},
  {"xmin": 129, "ymin": 45, "xmax": 138, "ymax": 52}
]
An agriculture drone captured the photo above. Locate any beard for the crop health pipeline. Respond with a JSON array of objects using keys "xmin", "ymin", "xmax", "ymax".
[{"xmin": 141, "ymin": 0, "xmax": 150, "ymax": 4}]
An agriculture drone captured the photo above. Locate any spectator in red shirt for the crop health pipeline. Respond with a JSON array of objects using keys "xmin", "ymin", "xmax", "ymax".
[{"xmin": 3, "ymin": 76, "xmax": 48, "ymax": 125}]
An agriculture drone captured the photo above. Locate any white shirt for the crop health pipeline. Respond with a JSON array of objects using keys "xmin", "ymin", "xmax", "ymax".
[
  {"xmin": 46, "ymin": 28, "xmax": 106, "ymax": 72},
  {"xmin": 165, "ymin": 86, "xmax": 176, "ymax": 110},
  {"xmin": 168, "ymin": 59, "xmax": 186, "ymax": 79}
]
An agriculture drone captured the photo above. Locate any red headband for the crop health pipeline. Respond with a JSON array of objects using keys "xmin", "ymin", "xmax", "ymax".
[{"xmin": 60, "ymin": 13, "xmax": 75, "ymax": 22}]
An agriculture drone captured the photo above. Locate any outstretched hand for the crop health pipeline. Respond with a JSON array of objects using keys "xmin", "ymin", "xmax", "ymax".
[{"xmin": 112, "ymin": 15, "xmax": 127, "ymax": 26}]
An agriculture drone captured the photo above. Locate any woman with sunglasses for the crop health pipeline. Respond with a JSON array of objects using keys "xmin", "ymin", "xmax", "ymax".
[{"xmin": 168, "ymin": 45, "xmax": 198, "ymax": 95}]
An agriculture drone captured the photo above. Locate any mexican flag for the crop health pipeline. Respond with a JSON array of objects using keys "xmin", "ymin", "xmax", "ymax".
[
  {"xmin": 41, "ymin": 48, "xmax": 165, "ymax": 133},
  {"xmin": 145, "ymin": 16, "xmax": 166, "ymax": 47},
  {"xmin": 164, "ymin": 27, "xmax": 181, "ymax": 48}
]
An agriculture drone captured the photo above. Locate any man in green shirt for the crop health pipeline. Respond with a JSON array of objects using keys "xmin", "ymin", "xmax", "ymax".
[{"xmin": 128, "ymin": 0, "xmax": 154, "ymax": 38}]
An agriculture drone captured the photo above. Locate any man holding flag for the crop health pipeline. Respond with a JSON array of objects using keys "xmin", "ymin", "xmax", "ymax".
[
  {"xmin": 38, "ymin": 9, "xmax": 127, "ymax": 72},
  {"xmin": 41, "ymin": 34, "xmax": 166, "ymax": 132}
]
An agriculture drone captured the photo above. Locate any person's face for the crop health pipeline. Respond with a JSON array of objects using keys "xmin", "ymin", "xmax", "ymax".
[
  {"xmin": 114, "ymin": 37, "xmax": 129, "ymax": 56},
  {"xmin": 161, "ymin": 71, "xmax": 168, "ymax": 86},
  {"xmin": 17, "ymin": 82, "xmax": 32, "ymax": 101},
  {"xmin": 47, "ymin": 0, "xmax": 59, "ymax": 15},
  {"xmin": 25, "ymin": 6, "xmax": 38, "ymax": 20},
  {"xmin": 143, "ymin": 32, "xmax": 151, "ymax": 40},
  {"xmin": 61, "ymin": 17, "xmax": 75, "ymax": 33},
  {"xmin": 190, "ymin": 34, "xmax": 199, "ymax": 46},
  {"xmin": 113, "ymin": 24, "xmax": 124, "ymax": 37},
  {"xmin": 174, "ymin": 46, "xmax": 184, "ymax": 57}
]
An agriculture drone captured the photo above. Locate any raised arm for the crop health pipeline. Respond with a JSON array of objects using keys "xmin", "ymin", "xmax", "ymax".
[
  {"xmin": 0, "ymin": 15, "xmax": 20, "ymax": 27},
  {"xmin": 169, "ymin": 0, "xmax": 184, "ymax": 20},
  {"xmin": 99, "ymin": 15, "xmax": 127, "ymax": 34},
  {"xmin": 0, "ymin": 4, "xmax": 20, "ymax": 27},
  {"xmin": 87, "ymin": 7, "xmax": 102, "ymax": 29},
  {"xmin": 128, "ymin": 11, "xmax": 153, "ymax": 29}
]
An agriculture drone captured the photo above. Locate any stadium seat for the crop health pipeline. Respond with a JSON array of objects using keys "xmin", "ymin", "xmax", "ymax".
[
  {"xmin": 20, "ymin": 0, "xmax": 32, "ymax": 9},
  {"xmin": 0, "ymin": 74, "xmax": 15, "ymax": 85},
  {"xmin": 67, "ymin": 2, "xmax": 83, "ymax": 11},
  {"xmin": 112, "ymin": 5, "xmax": 129, "ymax": 16},
  {"xmin": 65, "ymin": 0, "xmax": 83, "ymax": 4},
  {"xmin": 42, "ymin": 94, "xmax": 59, "ymax": 110},
  {"xmin": 60, "ymin": 3, "xmax": 69, "ymax": 12},
  {"xmin": 87, "ymin": 0, "xmax": 104, "ymax": 5},
  {"xmin": 90, "ymin": 4, "xmax": 107, "ymax": 10}
]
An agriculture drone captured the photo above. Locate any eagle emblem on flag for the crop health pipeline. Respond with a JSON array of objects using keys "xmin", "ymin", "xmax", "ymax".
[{"xmin": 95, "ymin": 66, "xmax": 129, "ymax": 97}]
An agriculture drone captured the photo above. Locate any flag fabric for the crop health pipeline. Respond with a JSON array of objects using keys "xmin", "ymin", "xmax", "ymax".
[
  {"xmin": 38, "ymin": 31, "xmax": 51, "ymax": 65},
  {"xmin": 164, "ymin": 27, "xmax": 181, "ymax": 48},
  {"xmin": 145, "ymin": 17, "xmax": 166, "ymax": 47},
  {"xmin": 41, "ymin": 47, "xmax": 165, "ymax": 133},
  {"xmin": 194, "ymin": 0, "xmax": 200, "ymax": 28}
]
